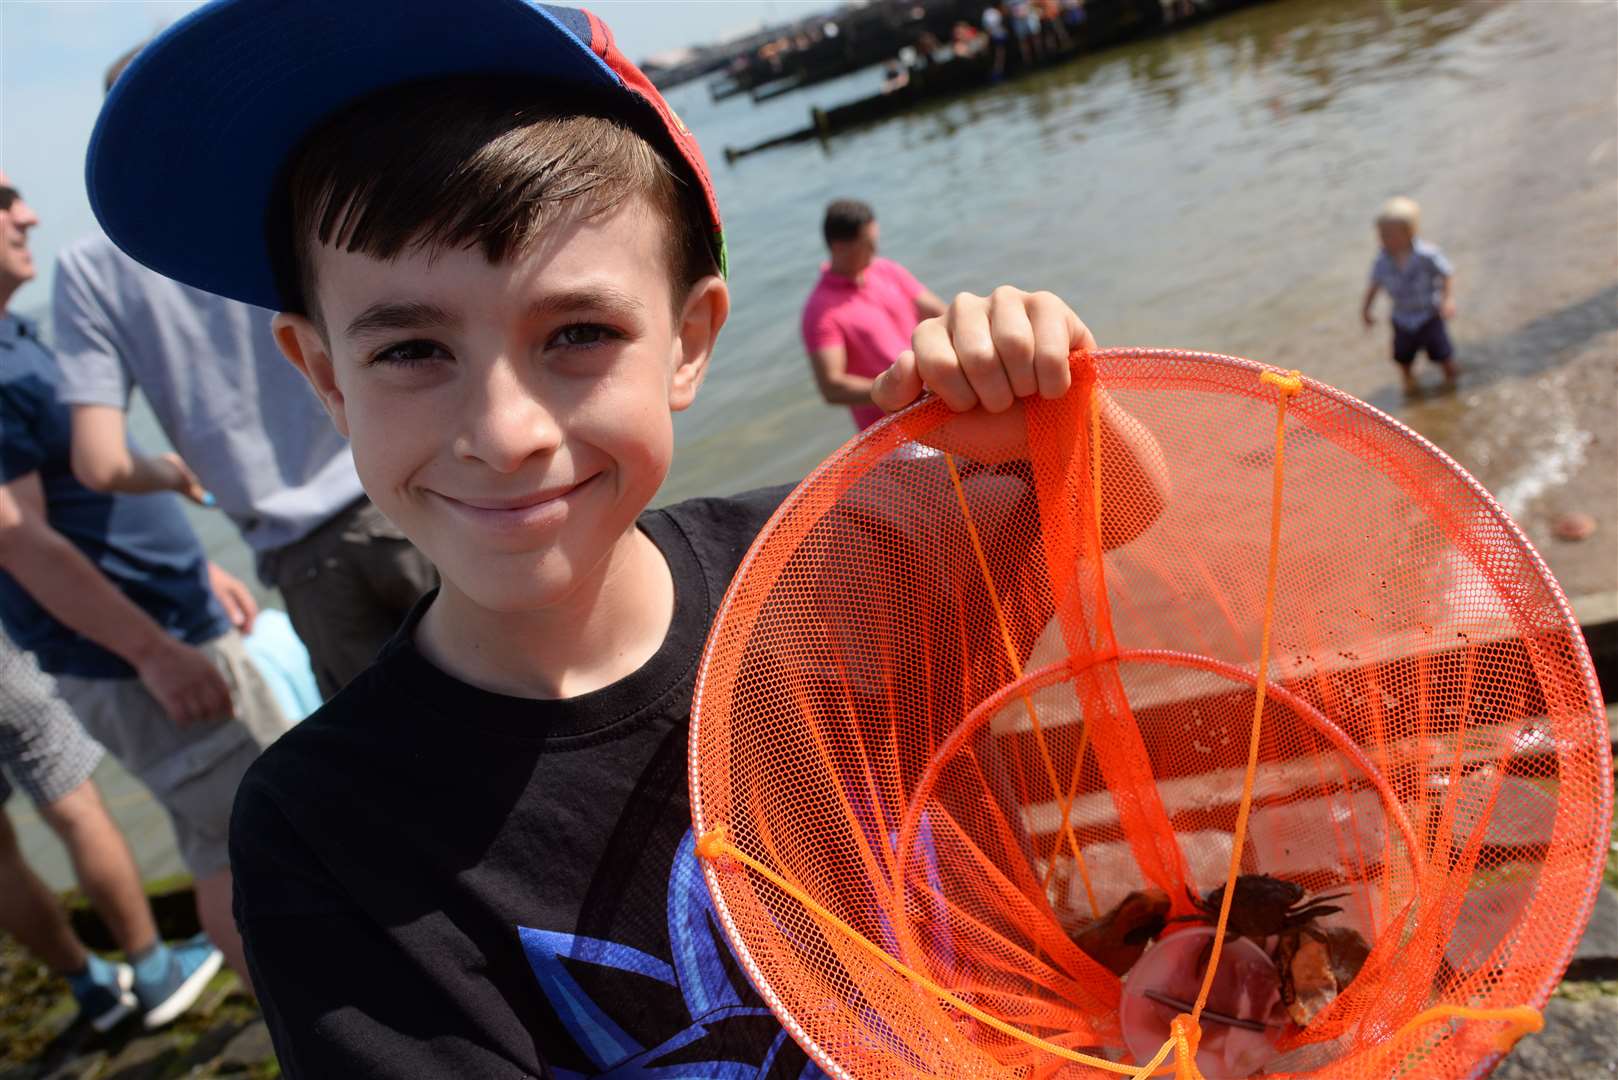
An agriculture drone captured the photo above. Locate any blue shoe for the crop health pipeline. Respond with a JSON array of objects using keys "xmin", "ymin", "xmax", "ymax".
[
  {"xmin": 132, "ymin": 935, "xmax": 224, "ymax": 1030},
  {"xmin": 70, "ymin": 957, "xmax": 137, "ymax": 1033}
]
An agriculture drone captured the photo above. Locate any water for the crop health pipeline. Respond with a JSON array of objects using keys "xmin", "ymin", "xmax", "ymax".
[
  {"xmin": 11, "ymin": 0, "xmax": 1615, "ymax": 892},
  {"xmin": 659, "ymin": 0, "xmax": 1617, "ymax": 607}
]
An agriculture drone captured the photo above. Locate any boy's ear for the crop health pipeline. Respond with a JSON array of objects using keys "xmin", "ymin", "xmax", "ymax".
[
  {"xmin": 669, "ymin": 275, "xmax": 729, "ymax": 413},
  {"xmin": 271, "ymin": 312, "xmax": 350, "ymax": 438}
]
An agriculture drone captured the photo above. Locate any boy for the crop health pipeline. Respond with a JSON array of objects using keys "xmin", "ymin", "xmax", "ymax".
[
  {"xmin": 87, "ymin": 2, "xmax": 1097, "ymax": 1073},
  {"xmin": 1361, "ymin": 195, "xmax": 1457, "ymax": 394}
]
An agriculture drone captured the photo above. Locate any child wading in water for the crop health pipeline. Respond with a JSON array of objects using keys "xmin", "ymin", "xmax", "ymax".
[{"xmin": 1361, "ymin": 196, "xmax": 1457, "ymax": 394}]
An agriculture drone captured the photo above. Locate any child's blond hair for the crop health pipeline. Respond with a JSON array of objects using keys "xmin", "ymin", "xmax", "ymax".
[{"xmin": 1376, "ymin": 196, "xmax": 1420, "ymax": 230}]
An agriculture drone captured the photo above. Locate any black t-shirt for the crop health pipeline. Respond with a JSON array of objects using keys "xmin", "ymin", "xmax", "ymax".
[{"xmin": 229, "ymin": 487, "xmax": 828, "ymax": 1078}]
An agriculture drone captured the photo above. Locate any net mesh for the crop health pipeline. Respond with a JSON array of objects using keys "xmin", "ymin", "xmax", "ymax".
[{"xmin": 689, "ymin": 349, "xmax": 1610, "ymax": 1079}]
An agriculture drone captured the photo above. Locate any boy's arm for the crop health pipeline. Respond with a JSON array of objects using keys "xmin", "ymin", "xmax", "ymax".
[
  {"xmin": 0, "ymin": 471, "xmax": 232, "ymax": 724},
  {"xmin": 1360, "ymin": 282, "xmax": 1379, "ymax": 328},
  {"xmin": 1438, "ymin": 272, "xmax": 1455, "ymax": 320},
  {"xmin": 69, "ymin": 405, "xmax": 211, "ymax": 504}
]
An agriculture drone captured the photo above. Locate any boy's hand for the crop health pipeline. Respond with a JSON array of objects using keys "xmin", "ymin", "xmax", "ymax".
[
  {"xmin": 1439, "ymin": 298, "xmax": 1456, "ymax": 320},
  {"xmin": 1360, "ymin": 309, "xmax": 1375, "ymax": 329},
  {"xmin": 872, "ymin": 287, "xmax": 1097, "ymax": 415}
]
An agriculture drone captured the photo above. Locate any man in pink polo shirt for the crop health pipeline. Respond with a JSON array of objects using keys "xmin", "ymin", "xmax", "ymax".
[{"xmin": 802, "ymin": 199, "xmax": 947, "ymax": 430}]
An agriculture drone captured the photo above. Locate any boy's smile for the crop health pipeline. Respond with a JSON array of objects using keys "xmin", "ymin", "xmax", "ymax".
[
  {"xmin": 273, "ymin": 195, "xmax": 726, "ymax": 686},
  {"xmin": 432, "ymin": 476, "xmax": 597, "ymax": 533}
]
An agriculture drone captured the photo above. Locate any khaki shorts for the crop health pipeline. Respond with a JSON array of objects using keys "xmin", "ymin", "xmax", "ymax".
[
  {"xmin": 54, "ymin": 631, "xmax": 292, "ymax": 878},
  {"xmin": 259, "ymin": 497, "xmax": 437, "ymax": 698}
]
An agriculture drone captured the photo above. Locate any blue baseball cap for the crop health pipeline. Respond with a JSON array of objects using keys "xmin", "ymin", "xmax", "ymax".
[{"xmin": 87, "ymin": 0, "xmax": 726, "ymax": 312}]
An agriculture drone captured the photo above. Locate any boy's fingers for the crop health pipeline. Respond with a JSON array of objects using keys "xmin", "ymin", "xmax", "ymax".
[
  {"xmin": 1044, "ymin": 305, "xmax": 1095, "ymax": 399},
  {"xmin": 872, "ymin": 350, "xmax": 923, "ymax": 413},
  {"xmin": 914, "ymin": 312, "xmax": 979, "ymax": 412},
  {"xmin": 981, "ymin": 286, "xmax": 1034, "ymax": 409},
  {"xmin": 1027, "ymin": 291, "xmax": 1079, "ymax": 399}
]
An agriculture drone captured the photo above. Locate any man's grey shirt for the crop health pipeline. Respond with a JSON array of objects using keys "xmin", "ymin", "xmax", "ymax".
[{"xmin": 51, "ymin": 231, "xmax": 363, "ymax": 556}]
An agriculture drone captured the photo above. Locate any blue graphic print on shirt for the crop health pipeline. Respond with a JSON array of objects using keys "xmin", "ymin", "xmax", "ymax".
[{"xmin": 519, "ymin": 831, "xmax": 831, "ymax": 1078}]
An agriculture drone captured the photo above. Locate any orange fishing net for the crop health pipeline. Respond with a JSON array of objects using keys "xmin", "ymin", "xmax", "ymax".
[{"xmin": 689, "ymin": 350, "xmax": 1610, "ymax": 1079}]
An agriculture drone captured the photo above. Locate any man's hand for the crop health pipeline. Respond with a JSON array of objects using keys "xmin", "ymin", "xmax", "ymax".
[
  {"xmin": 68, "ymin": 406, "xmax": 214, "ymax": 505},
  {"xmin": 206, "ymin": 562, "xmax": 258, "ymax": 634},
  {"xmin": 871, "ymin": 287, "xmax": 1097, "ymax": 414},
  {"xmin": 132, "ymin": 637, "xmax": 234, "ymax": 727},
  {"xmin": 159, "ymin": 453, "xmax": 212, "ymax": 506}
]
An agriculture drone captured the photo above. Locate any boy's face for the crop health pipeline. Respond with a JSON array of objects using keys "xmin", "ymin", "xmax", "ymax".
[
  {"xmin": 1377, "ymin": 221, "xmax": 1413, "ymax": 255},
  {"xmin": 274, "ymin": 197, "xmax": 726, "ymax": 616}
]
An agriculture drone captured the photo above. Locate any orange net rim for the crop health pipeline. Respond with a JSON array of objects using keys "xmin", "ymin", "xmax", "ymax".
[{"xmin": 686, "ymin": 348, "xmax": 1613, "ymax": 1079}]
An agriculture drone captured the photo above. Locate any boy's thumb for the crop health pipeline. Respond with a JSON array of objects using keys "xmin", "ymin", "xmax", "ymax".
[{"xmin": 872, "ymin": 350, "xmax": 922, "ymax": 413}]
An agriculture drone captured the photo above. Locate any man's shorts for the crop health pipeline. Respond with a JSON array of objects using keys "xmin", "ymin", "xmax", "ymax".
[
  {"xmin": 1, "ymin": 635, "xmax": 104, "ymax": 808},
  {"xmin": 1392, "ymin": 315, "xmax": 1454, "ymax": 366},
  {"xmin": 52, "ymin": 631, "xmax": 292, "ymax": 878},
  {"xmin": 259, "ymin": 496, "xmax": 437, "ymax": 699}
]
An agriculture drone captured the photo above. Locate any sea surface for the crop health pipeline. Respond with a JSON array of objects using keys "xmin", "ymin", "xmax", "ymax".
[{"xmin": 10, "ymin": 0, "xmax": 1615, "ymax": 889}]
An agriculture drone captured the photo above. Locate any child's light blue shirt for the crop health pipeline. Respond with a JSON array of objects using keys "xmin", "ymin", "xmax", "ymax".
[{"xmin": 1370, "ymin": 238, "xmax": 1454, "ymax": 331}]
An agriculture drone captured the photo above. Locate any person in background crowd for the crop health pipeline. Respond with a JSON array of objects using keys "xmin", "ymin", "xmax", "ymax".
[
  {"xmin": 1010, "ymin": 0, "xmax": 1044, "ymax": 66},
  {"xmin": 1061, "ymin": 0, "xmax": 1089, "ymax": 44},
  {"xmin": 881, "ymin": 59, "xmax": 911, "ymax": 93},
  {"xmin": 0, "ymin": 169, "xmax": 292, "ymax": 984},
  {"xmin": 1040, "ymin": 0, "xmax": 1073, "ymax": 50},
  {"xmin": 982, "ymin": 3, "xmax": 1010, "ymax": 76},
  {"xmin": 952, "ymin": 19, "xmax": 987, "ymax": 58},
  {"xmin": 801, "ymin": 199, "xmax": 947, "ymax": 431},
  {"xmin": 1360, "ymin": 195, "xmax": 1458, "ymax": 394},
  {"xmin": 54, "ymin": 44, "xmax": 436, "ymax": 699},
  {"xmin": 915, "ymin": 30, "xmax": 944, "ymax": 64},
  {"xmin": 2, "ymin": 629, "xmax": 224, "ymax": 1031}
]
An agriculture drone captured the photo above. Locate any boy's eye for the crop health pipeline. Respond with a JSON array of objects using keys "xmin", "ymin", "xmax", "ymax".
[
  {"xmin": 549, "ymin": 323, "xmax": 620, "ymax": 349},
  {"xmin": 370, "ymin": 339, "xmax": 450, "ymax": 366}
]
